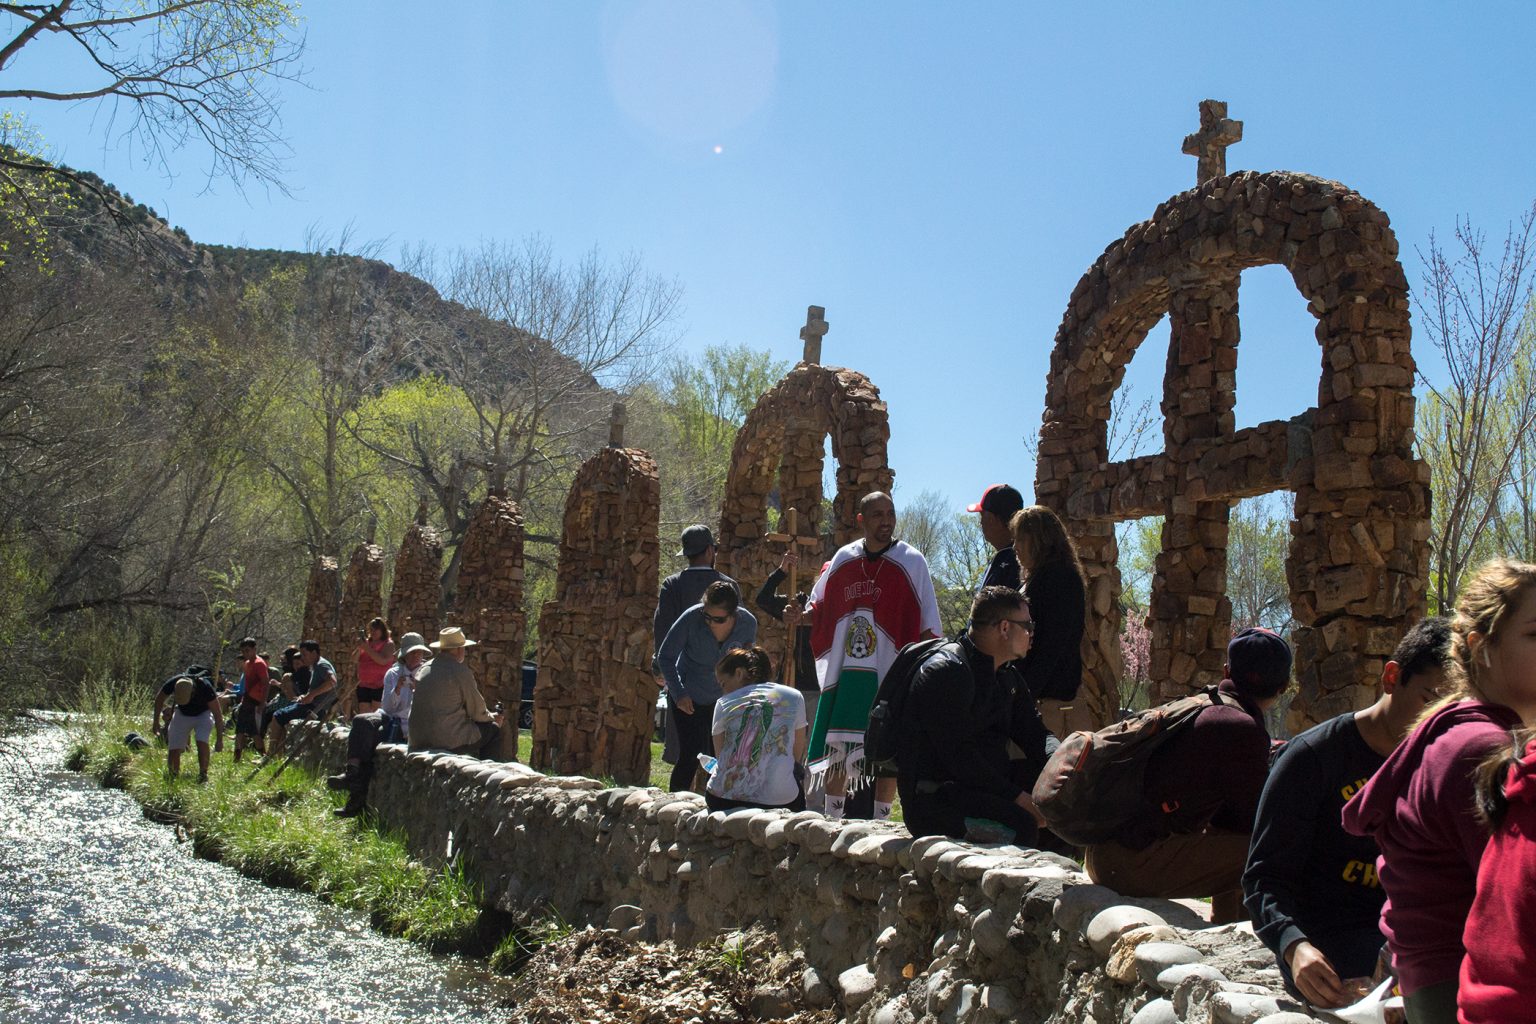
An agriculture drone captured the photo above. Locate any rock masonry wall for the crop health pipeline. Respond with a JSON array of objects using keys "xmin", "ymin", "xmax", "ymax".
[
  {"xmin": 453, "ymin": 491, "xmax": 527, "ymax": 759},
  {"xmin": 388, "ymin": 508, "xmax": 444, "ymax": 641},
  {"xmin": 715, "ymin": 361, "xmax": 894, "ymax": 669},
  {"xmin": 335, "ymin": 542, "xmax": 385, "ymax": 711},
  {"xmin": 293, "ymin": 721, "xmax": 1327, "ymax": 1024},
  {"xmin": 1035, "ymin": 168, "xmax": 1429, "ymax": 731},
  {"xmin": 533, "ymin": 445, "xmax": 661, "ymax": 785},
  {"xmin": 299, "ymin": 556, "xmax": 342, "ymax": 657}
]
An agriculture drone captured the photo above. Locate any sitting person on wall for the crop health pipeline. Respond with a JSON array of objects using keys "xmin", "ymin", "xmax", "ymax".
[
  {"xmin": 151, "ymin": 673, "xmax": 224, "ymax": 783},
  {"xmin": 1084, "ymin": 627, "xmax": 1292, "ymax": 925},
  {"xmin": 1242, "ymin": 618, "xmax": 1453, "ymax": 1008},
  {"xmin": 265, "ymin": 640, "xmax": 337, "ymax": 755},
  {"xmin": 408, "ymin": 626, "xmax": 503, "ymax": 758},
  {"xmin": 328, "ymin": 632, "xmax": 430, "ymax": 818},
  {"xmin": 896, "ymin": 586, "xmax": 1051, "ymax": 845},
  {"xmin": 705, "ymin": 645, "xmax": 807, "ymax": 812},
  {"xmin": 354, "ymin": 616, "xmax": 395, "ymax": 715}
]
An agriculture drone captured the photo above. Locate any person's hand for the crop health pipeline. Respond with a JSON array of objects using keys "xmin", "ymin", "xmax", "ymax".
[
  {"xmin": 675, "ymin": 696, "xmax": 696, "ymax": 716},
  {"xmin": 214, "ymin": 737, "xmax": 224, "ymax": 754},
  {"xmin": 653, "ymin": 673, "xmax": 667, "ymax": 691},
  {"xmin": 1014, "ymin": 789, "xmax": 1047, "ymax": 827},
  {"xmin": 778, "ymin": 549, "xmax": 798, "ymax": 574},
  {"xmin": 492, "ymin": 710, "xmax": 505, "ymax": 728},
  {"xmin": 783, "ymin": 604, "xmax": 803, "ymax": 628},
  {"xmin": 1285, "ymin": 940, "xmax": 1348, "ymax": 1008}
]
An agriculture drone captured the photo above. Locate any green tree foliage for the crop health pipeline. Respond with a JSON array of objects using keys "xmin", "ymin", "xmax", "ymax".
[{"xmin": 1412, "ymin": 211, "xmax": 1536, "ymax": 612}]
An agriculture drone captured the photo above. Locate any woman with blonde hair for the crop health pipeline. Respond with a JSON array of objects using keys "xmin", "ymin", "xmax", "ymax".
[
  {"xmin": 1011, "ymin": 504, "xmax": 1088, "ymax": 735},
  {"xmin": 1342, "ymin": 558, "xmax": 1536, "ymax": 1024}
]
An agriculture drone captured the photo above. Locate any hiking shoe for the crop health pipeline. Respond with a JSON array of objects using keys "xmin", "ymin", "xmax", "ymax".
[{"xmin": 334, "ymin": 795, "xmax": 366, "ymax": 818}]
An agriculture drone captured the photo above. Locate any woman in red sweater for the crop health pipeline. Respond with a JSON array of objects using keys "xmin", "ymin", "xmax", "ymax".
[
  {"xmin": 1459, "ymin": 728, "xmax": 1536, "ymax": 1024},
  {"xmin": 1343, "ymin": 559, "xmax": 1536, "ymax": 1024}
]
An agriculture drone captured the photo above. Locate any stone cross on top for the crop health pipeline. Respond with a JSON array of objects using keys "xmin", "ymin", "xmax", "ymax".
[
  {"xmin": 1182, "ymin": 99, "xmax": 1243, "ymax": 184},
  {"xmin": 800, "ymin": 305, "xmax": 829, "ymax": 364},
  {"xmin": 608, "ymin": 401, "xmax": 627, "ymax": 447}
]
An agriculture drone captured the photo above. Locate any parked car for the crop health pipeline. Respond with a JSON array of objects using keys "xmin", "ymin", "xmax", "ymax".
[{"xmin": 520, "ymin": 661, "xmax": 537, "ymax": 729}]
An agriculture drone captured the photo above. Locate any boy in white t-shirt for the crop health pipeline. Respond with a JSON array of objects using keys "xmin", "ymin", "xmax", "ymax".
[{"xmin": 707, "ymin": 646, "xmax": 808, "ymax": 811}]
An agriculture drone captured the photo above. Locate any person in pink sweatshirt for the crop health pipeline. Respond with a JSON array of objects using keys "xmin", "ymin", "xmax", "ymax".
[
  {"xmin": 1459, "ymin": 728, "xmax": 1536, "ymax": 1024},
  {"xmin": 1342, "ymin": 558, "xmax": 1536, "ymax": 1024}
]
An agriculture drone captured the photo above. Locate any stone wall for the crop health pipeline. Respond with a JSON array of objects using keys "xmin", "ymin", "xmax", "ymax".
[
  {"xmin": 453, "ymin": 491, "xmax": 527, "ymax": 759},
  {"xmin": 293, "ymin": 721, "xmax": 1328, "ymax": 1024},
  {"xmin": 299, "ymin": 555, "xmax": 341, "ymax": 656},
  {"xmin": 715, "ymin": 361, "xmax": 894, "ymax": 671},
  {"xmin": 533, "ymin": 445, "xmax": 661, "ymax": 785},
  {"xmin": 1035, "ymin": 168, "xmax": 1429, "ymax": 731},
  {"xmin": 388, "ymin": 508, "xmax": 443, "ymax": 641},
  {"xmin": 335, "ymin": 542, "xmax": 385, "ymax": 711}
]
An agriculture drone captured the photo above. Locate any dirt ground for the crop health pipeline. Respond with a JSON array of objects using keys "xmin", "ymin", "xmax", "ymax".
[{"xmin": 506, "ymin": 926, "xmax": 841, "ymax": 1024}]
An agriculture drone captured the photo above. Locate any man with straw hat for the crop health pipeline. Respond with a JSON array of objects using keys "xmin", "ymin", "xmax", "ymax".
[{"xmin": 408, "ymin": 626, "xmax": 503, "ymax": 758}]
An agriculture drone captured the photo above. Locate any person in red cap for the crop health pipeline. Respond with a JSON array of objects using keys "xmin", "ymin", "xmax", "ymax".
[
  {"xmin": 968, "ymin": 484, "xmax": 1025, "ymax": 593},
  {"xmin": 1084, "ymin": 626, "xmax": 1292, "ymax": 923}
]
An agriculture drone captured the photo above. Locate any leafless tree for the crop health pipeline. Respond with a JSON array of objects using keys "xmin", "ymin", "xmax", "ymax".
[
  {"xmin": 1414, "ymin": 208, "xmax": 1536, "ymax": 611},
  {"xmin": 0, "ymin": 1, "xmax": 305, "ymax": 192}
]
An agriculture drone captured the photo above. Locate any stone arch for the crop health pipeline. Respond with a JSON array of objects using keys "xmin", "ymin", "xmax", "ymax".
[
  {"xmin": 715, "ymin": 361, "xmax": 894, "ymax": 665},
  {"xmin": 453, "ymin": 491, "xmax": 526, "ymax": 759},
  {"xmin": 387, "ymin": 507, "xmax": 444, "ymax": 642},
  {"xmin": 300, "ymin": 555, "xmax": 341, "ymax": 657},
  {"xmin": 335, "ymin": 542, "xmax": 385, "ymax": 713},
  {"xmin": 1035, "ymin": 170, "xmax": 1430, "ymax": 730},
  {"xmin": 533, "ymin": 444, "xmax": 660, "ymax": 784}
]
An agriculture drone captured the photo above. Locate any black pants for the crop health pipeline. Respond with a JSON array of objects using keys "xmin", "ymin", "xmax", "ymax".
[
  {"xmin": 899, "ymin": 780, "xmax": 1039, "ymax": 846},
  {"xmin": 453, "ymin": 720, "xmax": 501, "ymax": 759},
  {"xmin": 669, "ymin": 700, "xmax": 716, "ymax": 793},
  {"xmin": 346, "ymin": 710, "xmax": 390, "ymax": 765}
]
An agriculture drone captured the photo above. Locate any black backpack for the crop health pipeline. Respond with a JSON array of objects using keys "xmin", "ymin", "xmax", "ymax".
[{"xmin": 864, "ymin": 636, "xmax": 957, "ymax": 777}]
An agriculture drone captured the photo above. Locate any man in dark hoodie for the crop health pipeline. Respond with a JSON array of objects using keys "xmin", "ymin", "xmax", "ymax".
[
  {"xmin": 1242, "ymin": 618, "xmax": 1452, "ymax": 1008},
  {"xmin": 1084, "ymin": 627, "xmax": 1292, "ymax": 924}
]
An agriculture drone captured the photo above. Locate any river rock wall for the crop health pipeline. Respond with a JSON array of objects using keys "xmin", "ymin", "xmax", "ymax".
[{"xmin": 293, "ymin": 722, "xmax": 1325, "ymax": 1024}]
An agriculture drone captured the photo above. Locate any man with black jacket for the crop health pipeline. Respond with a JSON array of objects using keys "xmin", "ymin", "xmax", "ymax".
[{"xmin": 895, "ymin": 586, "xmax": 1056, "ymax": 844}]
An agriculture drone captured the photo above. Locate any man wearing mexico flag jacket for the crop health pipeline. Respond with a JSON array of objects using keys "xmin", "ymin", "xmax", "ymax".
[{"xmin": 790, "ymin": 492, "xmax": 940, "ymax": 821}]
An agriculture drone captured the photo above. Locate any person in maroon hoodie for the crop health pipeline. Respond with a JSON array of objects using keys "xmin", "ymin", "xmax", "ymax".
[
  {"xmin": 1342, "ymin": 558, "xmax": 1536, "ymax": 1024},
  {"xmin": 1460, "ymin": 728, "xmax": 1536, "ymax": 1024}
]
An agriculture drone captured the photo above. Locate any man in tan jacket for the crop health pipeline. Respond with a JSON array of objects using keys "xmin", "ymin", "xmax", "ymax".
[{"xmin": 407, "ymin": 627, "xmax": 503, "ymax": 757}]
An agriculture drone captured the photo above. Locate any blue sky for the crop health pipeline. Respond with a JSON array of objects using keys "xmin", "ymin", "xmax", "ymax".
[{"xmin": 18, "ymin": 1, "xmax": 1536, "ymax": 518}]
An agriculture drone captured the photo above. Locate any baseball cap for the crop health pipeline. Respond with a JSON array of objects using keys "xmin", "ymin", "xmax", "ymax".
[
  {"xmin": 678, "ymin": 525, "xmax": 715, "ymax": 558},
  {"xmin": 173, "ymin": 677, "xmax": 195, "ymax": 704},
  {"xmin": 1227, "ymin": 627, "xmax": 1293, "ymax": 697},
  {"xmin": 967, "ymin": 484, "xmax": 1024, "ymax": 520}
]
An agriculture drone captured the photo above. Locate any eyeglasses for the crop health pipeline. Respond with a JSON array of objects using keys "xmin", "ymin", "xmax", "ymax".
[{"xmin": 703, "ymin": 611, "xmax": 733, "ymax": 624}]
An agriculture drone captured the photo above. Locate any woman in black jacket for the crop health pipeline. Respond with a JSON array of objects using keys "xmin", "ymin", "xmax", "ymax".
[{"xmin": 1012, "ymin": 505, "xmax": 1090, "ymax": 735}]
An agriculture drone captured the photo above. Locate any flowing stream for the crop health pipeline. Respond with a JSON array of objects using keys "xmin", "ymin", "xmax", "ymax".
[{"xmin": 0, "ymin": 720, "xmax": 516, "ymax": 1023}]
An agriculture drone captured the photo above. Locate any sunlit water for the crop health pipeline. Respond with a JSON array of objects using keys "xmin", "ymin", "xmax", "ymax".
[{"xmin": 0, "ymin": 721, "xmax": 515, "ymax": 1023}]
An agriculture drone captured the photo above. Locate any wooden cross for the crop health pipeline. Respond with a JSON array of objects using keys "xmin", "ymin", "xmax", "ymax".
[
  {"xmin": 608, "ymin": 401, "xmax": 627, "ymax": 447},
  {"xmin": 764, "ymin": 506, "xmax": 821, "ymax": 688},
  {"xmin": 1181, "ymin": 99, "xmax": 1243, "ymax": 185},
  {"xmin": 799, "ymin": 305, "xmax": 829, "ymax": 365}
]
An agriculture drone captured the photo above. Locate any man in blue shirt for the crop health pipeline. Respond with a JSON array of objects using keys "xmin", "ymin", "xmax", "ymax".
[
  {"xmin": 266, "ymin": 639, "xmax": 337, "ymax": 756},
  {"xmin": 657, "ymin": 580, "xmax": 757, "ymax": 793}
]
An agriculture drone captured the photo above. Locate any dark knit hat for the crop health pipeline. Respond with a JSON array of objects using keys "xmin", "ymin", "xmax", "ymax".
[{"xmin": 1227, "ymin": 627, "xmax": 1293, "ymax": 698}]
